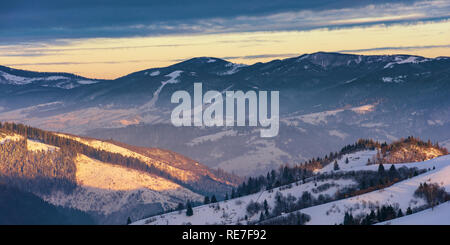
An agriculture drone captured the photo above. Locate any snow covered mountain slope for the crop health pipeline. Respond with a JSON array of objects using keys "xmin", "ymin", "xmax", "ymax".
[
  {"xmin": 0, "ymin": 123, "xmax": 238, "ymax": 224},
  {"xmin": 41, "ymin": 154, "xmax": 203, "ymax": 224},
  {"xmin": 0, "ymin": 130, "xmax": 203, "ymax": 224},
  {"xmin": 299, "ymin": 156, "xmax": 450, "ymax": 224},
  {"xmin": 0, "ymin": 65, "xmax": 102, "ymax": 89},
  {"xmin": 132, "ymin": 178, "xmax": 357, "ymax": 225},
  {"xmin": 376, "ymin": 201, "xmax": 450, "ymax": 225},
  {"xmin": 54, "ymin": 132, "xmax": 240, "ymax": 193},
  {"xmin": 133, "ymin": 152, "xmax": 450, "ymax": 225}
]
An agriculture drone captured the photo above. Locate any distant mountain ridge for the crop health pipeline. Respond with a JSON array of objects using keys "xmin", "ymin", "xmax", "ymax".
[{"xmin": 1, "ymin": 52, "xmax": 449, "ymax": 176}]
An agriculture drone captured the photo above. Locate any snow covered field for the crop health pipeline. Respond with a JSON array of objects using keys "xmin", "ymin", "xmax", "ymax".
[
  {"xmin": 133, "ymin": 177, "xmax": 356, "ymax": 225},
  {"xmin": 281, "ymin": 154, "xmax": 450, "ymax": 225},
  {"xmin": 134, "ymin": 151, "xmax": 450, "ymax": 225}
]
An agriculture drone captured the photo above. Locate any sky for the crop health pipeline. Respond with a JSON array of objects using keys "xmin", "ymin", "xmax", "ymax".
[{"xmin": 0, "ymin": 0, "xmax": 449, "ymax": 79}]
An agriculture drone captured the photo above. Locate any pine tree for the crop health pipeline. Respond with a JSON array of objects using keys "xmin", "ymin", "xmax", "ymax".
[
  {"xmin": 343, "ymin": 212, "xmax": 356, "ymax": 225},
  {"xmin": 333, "ymin": 160, "xmax": 340, "ymax": 171},
  {"xmin": 211, "ymin": 195, "xmax": 217, "ymax": 203},
  {"xmin": 406, "ymin": 207, "xmax": 413, "ymax": 215},
  {"xmin": 186, "ymin": 201, "xmax": 194, "ymax": 216},
  {"xmin": 345, "ymin": 157, "xmax": 349, "ymax": 164},
  {"xmin": 204, "ymin": 196, "xmax": 210, "ymax": 204},
  {"xmin": 378, "ymin": 163, "xmax": 385, "ymax": 175},
  {"xmin": 389, "ymin": 164, "xmax": 398, "ymax": 179},
  {"xmin": 397, "ymin": 209, "xmax": 404, "ymax": 217},
  {"xmin": 177, "ymin": 203, "xmax": 184, "ymax": 211},
  {"xmin": 127, "ymin": 217, "xmax": 132, "ymax": 225}
]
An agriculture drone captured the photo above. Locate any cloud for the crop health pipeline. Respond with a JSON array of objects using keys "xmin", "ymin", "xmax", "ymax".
[
  {"xmin": 4, "ymin": 59, "xmax": 162, "ymax": 66},
  {"xmin": 337, "ymin": 44, "xmax": 450, "ymax": 53},
  {"xmin": 1, "ymin": 0, "xmax": 448, "ymax": 43},
  {"xmin": 0, "ymin": 43, "xmax": 197, "ymax": 57}
]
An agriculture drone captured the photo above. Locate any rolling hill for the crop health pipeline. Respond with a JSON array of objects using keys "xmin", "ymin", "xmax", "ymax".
[
  {"xmin": 0, "ymin": 122, "xmax": 239, "ymax": 224},
  {"xmin": 133, "ymin": 138, "xmax": 449, "ymax": 225}
]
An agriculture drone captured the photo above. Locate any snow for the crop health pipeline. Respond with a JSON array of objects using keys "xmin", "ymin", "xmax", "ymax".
[
  {"xmin": 361, "ymin": 122, "xmax": 385, "ymax": 128},
  {"xmin": 0, "ymin": 70, "xmax": 97, "ymax": 88},
  {"xmin": 75, "ymin": 154, "xmax": 183, "ymax": 192},
  {"xmin": 351, "ymin": 104, "xmax": 376, "ymax": 114},
  {"xmin": 282, "ymin": 104, "xmax": 376, "ymax": 125},
  {"xmin": 301, "ymin": 154, "xmax": 450, "ymax": 225},
  {"xmin": 187, "ymin": 130, "xmax": 238, "ymax": 146},
  {"xmin": 283, "ymin": 108, "xmax": 344, "ymax": 125},
  {"xmin": 343, "ymin": 78, "xmax": 357, "ymax": 84},
  {"xmin": 316, "ymin": 150, "xmax": 378, "ymax": 174},
  {"xmin": 328, "ymin": 130, "xmax": 348, "ymax": 140},
  {"xmin": 384, "ymin": 56, "xmax": 429, "ymax": 69},
  {"xmin": 134, "ymin": 152, "xmax": 450, "ymax": 225},
  {"xmin": 27, "ymin": 139, "xmax": 58, "ymax": 152},
  {"xmin": 77, "ymin": 79, "xmax": 98, "ymax": 85},
  {"xmin": 0, "ymin": 71, "xmax": 44, "ymax": 85},
  {"xmin": 0, "ymin": 133, "xmax": 22, "ymax": 144},
  {"xmin": 145, "ymin": 70, "xmax": 183, "ymax": 108},
  {"xmin": 427, "ymin": 120, "xmax": 444, "ymax": 126},
  {"xmin": 41, "ymin": 153, "xmax": 202, "ymax": 215},
  {"xmin": 150, "ymin": 70, "xmax": 160, "ymax": 76},
  {"xmin": 133, "ymin": 177, "xmax": 357, "ymax": 225},
  {"xmin": 381, "ymin": 76, "xmax": 406, "ymax": 83},
  {"xmin": 218, "ymin": 63, "xmax": 246, "ymax": 75},
  {"xmin": 377, "ymin": 202, "xmax": 450, "ymax": 225},
  {"xmin": 55, "ymin": 133, "xmax": 197, "ymax": 182}
]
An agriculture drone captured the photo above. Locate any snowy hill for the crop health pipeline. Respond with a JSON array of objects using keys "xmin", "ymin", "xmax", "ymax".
[
  {"xmin": 0, "ymin": 65, "xmax": 102, "ymax": 89},
  {"xmin": 299, "ymin": 155, "xmax": 450, "ymax": 225},
  {"xmin": 133, "ymin": 151, "xmax": 450, "ymax": 225},
  {"xmin": 0, "ymin": 123, "xmax": 238, "ymax": 224}
]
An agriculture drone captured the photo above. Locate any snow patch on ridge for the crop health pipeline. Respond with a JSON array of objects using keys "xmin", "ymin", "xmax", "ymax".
[
  {"xmin": 384, "ymin": 56, "xmax": 429, "ymax": 69},
  {"xmin": 146, "ymin": 70, "xmax": 183, "ymax": 108},
  {"xmin": 219, "ymin": 63, "xmax": 246, "ymax": 75},
  {"xmin": 150, "ymin": 70, "xmax": 161, "ymax": 76}
]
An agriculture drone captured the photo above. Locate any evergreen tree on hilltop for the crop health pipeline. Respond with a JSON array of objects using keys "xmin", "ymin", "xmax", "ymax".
[
  {"xmin": 259, "ymin": 212, "xmax": 264, "ymax": 221},
  {"xmin": 389, "ymin": 164, "xmax": 398, "ymax": 179},
  {"xmin": 127, "ymin": 217, "xmax": 132, "ymax": 225},
  {"xmin": 333, "ymin": 160, "xmax": 340, "ymax": 171},
  {"xmin": 186, "ymin": 201, "xmax": 194, "ymax": 216},
  {"xmin": 204, "ymin": 196, "xmax": 210, "ymax": 204},
  {"xmin": 406, "ymin": 207, "xmax": 413, "ymax": 215},
  {"xmin": 343, "ymin": 212, "xmax": 356, "ymax": 225},
  {"xmin": 378, "ymin": 163, "xmax": 385, "ymax": 175},
  {"xmin": 211, "ymin": 195, "xmax": 217, "ymax": 203}
]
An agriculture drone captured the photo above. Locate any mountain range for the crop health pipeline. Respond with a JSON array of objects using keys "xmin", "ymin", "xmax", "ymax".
[{"xmin": 1, "ymin": 52, "xmax": 450, "ymax": 176}]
